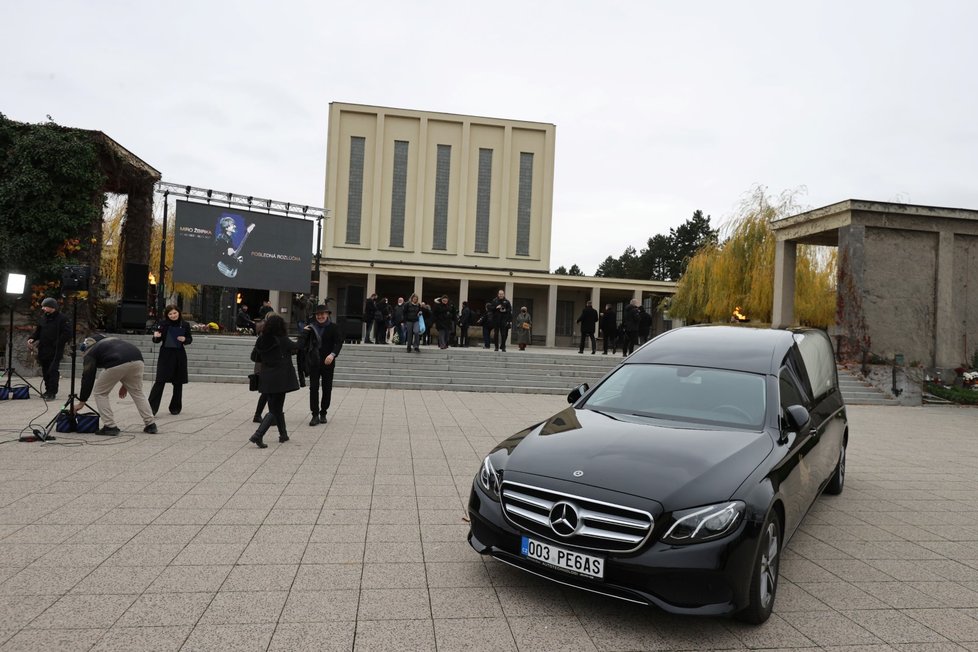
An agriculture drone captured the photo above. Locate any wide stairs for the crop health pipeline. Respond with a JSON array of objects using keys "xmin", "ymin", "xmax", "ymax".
[{"xmin": 61, "ymin": 334, "xmax": 899, "ymax": 403}]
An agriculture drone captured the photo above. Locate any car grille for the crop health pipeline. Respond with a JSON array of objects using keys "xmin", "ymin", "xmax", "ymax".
[{"xmin": 500, "ymin": 481, "xmax": 654, "ymax": 553}]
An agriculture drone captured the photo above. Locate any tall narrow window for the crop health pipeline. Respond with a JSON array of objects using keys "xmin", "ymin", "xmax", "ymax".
[
  {"xmin": 475, "ymin": 148, "xmax": 493, "ymax": 253},
  {"xmin": 389, "ymin": 140, "xmax": 409, "ymax": 247},
  {"xmin": 432, "ymin": 144, "xmax": 451, "ymax": 250},
  {"xmin": 346, "ymin": 136, "xmax": 366, "ymax": 245},
  {"xmin": 516, "ymin": 152, "xmax": 533, "ymax": 256},
  {"xmin": 556, "ymin": 300, "xmax": 575, "ymax": 336}
]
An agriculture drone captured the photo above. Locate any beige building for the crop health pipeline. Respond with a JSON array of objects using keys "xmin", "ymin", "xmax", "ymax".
[{"xmin": 318, "ymin": 102, "xmax": 676, "ymax": 346}]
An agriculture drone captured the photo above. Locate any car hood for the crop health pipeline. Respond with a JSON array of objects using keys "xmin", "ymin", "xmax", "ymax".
[{"xmin": 497, "ymin": 407, "xmax": 773, "ymax": 509}]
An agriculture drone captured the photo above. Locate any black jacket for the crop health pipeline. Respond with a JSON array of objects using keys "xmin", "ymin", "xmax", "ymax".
[
  {"xmin": 251, "ymin": 334, "xmax": 300, "ymax": 394},
  {"xmin": 600, "ymin": 309, "xmax": 617, "ymax": 336},
  {"xmin": 491, "ymin": 297, "xmax": 513, "ymax": 326},
  {"xmin": 459, "ymin": 306, "xmax": 472, "ymax": 327},
  {"xmin": 79, "ymin": 337, "xmax": 144, "ymax": 401},
  {"xmin": 151, "ymin": 318, "xmax": 193, "ymax": 384},
  {"xmin": 432, "ymin": 301, "xmax": 454, "ymax": 329},
  {"xmin": 30, "ymin": 310, "xmax": 71, "ymax": 360},
  {"xmin": 576, "ymin": 307, "xmax": 599, "ymax": 334},
  {"xmin": 622, "ymin": 304, "xmax": 641, "ymax": 333},
  {"xmin": 299, "ymin": 319, "xmax": 343, "ymax": 374},
  {"xmin": 403, "ymin": 302, "xmax": 421, "ymax": 322}
]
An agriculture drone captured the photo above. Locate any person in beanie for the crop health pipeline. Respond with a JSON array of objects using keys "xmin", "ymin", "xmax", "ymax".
[
  {"xmin": 74, "ymin": 334, "xmax": 157, "ymax": 436},
  {"xmin": 27, "ymin": 297, "xmax": 71, "ymax": 400},
  {"xmin": 299, "ymin": 304, "xmax": 342, "ymax": 425}
]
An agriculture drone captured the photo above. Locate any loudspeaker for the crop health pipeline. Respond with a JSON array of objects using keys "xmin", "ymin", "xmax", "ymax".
[
  {"xmin": 62, "ymin": 265, "xmax": 91, "ymax": 292},
  {"xmin": 123, "ymin": 263, "xmax": 149, "ymax": 302},
  {"xmin": 118, "ymin": 301, "xmax": 147, "ymax": 329}
]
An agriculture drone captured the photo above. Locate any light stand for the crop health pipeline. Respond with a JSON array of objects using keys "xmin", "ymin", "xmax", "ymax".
[{"xmin": 3, "ymin": 273, "xmax": 34, "ymax": 400}]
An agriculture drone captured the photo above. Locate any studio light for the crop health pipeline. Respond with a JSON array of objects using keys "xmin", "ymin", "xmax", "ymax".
[{"xmin": 5, "ymin": 273, "xmax": 26, "ymax": 296}]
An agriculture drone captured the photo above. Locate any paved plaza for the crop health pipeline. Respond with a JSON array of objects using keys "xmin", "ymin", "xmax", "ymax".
[{"xmin": 0, "ymin": 380, "xmax": 976, "ymax": 651}]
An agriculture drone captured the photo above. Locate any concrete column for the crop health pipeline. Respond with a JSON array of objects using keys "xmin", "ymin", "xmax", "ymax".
[
  {"xmin": 505, "ymin": 280, "xmax": 514, "ymax": 301},
  {"xmin": 546, "ymin": 283, "xmax": 558, "ymax": 348},
  {"xmin": 459, "ymin": 278, "xmax": 469, "ymax": 309},
  {"xmin": 772, "ymin": 239, "xmax": 797, "ymax": 328},
  {"xmin": 632, "ymin": 288, "xmax": 642, "ymax": 303},
  {"xmin": 935, "ymin": 231, "xmax": 956, "ymax": 369},
  {"xmin": 414, "ymin": 275, "xmax": 424, "ymax": 299},
  {"xmin": 591, "ymin": 286, "xmax": 601, "ymax": 310}
]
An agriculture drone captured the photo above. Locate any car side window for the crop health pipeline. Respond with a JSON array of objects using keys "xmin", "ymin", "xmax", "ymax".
[
  {"xmin": 779, "ymin": 368, "xmax": 806, "ymax": 410},
  {"xmin": 794, "ymin": 331, "xmax": 838, "ymax": 400}
]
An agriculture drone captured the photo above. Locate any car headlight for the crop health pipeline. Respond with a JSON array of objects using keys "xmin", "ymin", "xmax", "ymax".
[
  {"xmin": 478, "ymin": 455, "xmax": 502, "ymax": 500},
  {"xmin": 661, "ymin": 501, "xmax": 745, "ymax": 544}
]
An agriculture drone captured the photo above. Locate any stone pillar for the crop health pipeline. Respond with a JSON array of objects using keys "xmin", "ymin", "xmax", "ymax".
[
  {"xmin": 591, "ymin": 287, "xmax": 601, "ymax": 311},
  {"xmin": 414, "ymin": 275, "xmax": 424, "ymax": 300},
  {"xmin": 546, "ymin": 283, "xmax": 558, "ymax": 348},
  {"xmin": 505, "ymin": 281, "xmax": 514, "ymax": 302},
  {"xmin": 935, "ymin": 231, "xmax": 956, "ymax": 369},
  {"xmin": 459, "ymin": 278, "xmax": 469, "ymax": 311},
  {"xmin": 772, "ymin": 239, "xmax": 797, "ymax": 328}
]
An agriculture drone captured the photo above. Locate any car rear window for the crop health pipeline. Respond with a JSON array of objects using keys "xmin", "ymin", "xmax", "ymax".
[{"xmin": 583, "ymin": 364, "xmax": 767, "ymax": 429}]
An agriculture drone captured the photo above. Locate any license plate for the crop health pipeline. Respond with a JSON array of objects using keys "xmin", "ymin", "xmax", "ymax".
[{"xmin": 521, "ymin": 536, "xmax": 604, "ymax": 579}]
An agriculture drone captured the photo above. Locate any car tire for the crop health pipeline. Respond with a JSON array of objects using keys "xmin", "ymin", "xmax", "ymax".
[
  {"xmin": 824, "ymin": 443, "xmax": 846, "ymax": 495},
  {"xmin": 737, "ymin": 509, "xmax": 782, "ymax": 625}
]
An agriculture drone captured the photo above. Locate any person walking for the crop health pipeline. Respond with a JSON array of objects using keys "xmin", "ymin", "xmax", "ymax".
[
  {"xmin": 458, "ymin": 301, "xmax": 472, "ymax": 347},
  {"xmin": 420, "ymin": 301, "xmax": 433, "ymax": 346},
  {"xmin": 26, "ymin": 297, "xmax": 71, "ymax": 399},
  {"xmin": 148, "ymin": 305, "xmax": 192, "ymax": 416},
  {"xmin": 638, "ymin": 305, "xmax": 653, "ymax": 344},
  {"xmin": 248, "ymin": 315, "xmax": 300, "ymax": 448},
  {"xmin": 402, "ymin": 294, "xmax": 422, "ymax": 353},
  {"xmin": 300, "ymin": 304, "xmax": 342, "ymax": 425},
  {"xmin": 481, "ymin": 302, "xmax": 493, "ymax": 349},
  {"xmin": 600, "ymin": 304, "xmax": 617, "ymax": 355},
  {"xmin": 433, "ymin": 295, "xmax": 453, "ymax": 349},
  {"xmin": 74, "ymin": 334, "xmax": 157, "ymax": 436},
  {"xmin": 513, "ymin": 306, "xmax": 532, "ymax": 351},
  {"xmin": 576, "ymin": 300, "xmax": 600, "ymax": 354},
  {"xmin": 622, "ymin": 298, "xmax": 641, "ymax": 357},
  {"xmin": 491, "ymin": 289, "xmax": 513, "ymax": 352}
]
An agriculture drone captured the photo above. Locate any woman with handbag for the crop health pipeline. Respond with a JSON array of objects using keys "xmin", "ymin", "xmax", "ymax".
[
  {"xmin": 514, "ymin": 306, "xmax": 532, "ymax": 351},
  {"xmin": 402, "ymin": 294, "xmax": 422, "ymax": 354},
  {"xmin": 149, "ymin": 305, "xmax": 193, "ymax": 415},
  {"xmin": 248, "ymin": 314, "xmax": 300, "ymax": 448}
]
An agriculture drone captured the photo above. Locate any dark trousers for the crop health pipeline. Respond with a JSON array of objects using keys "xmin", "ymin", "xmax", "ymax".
[
  {"xmin": 494, "ymin": 325, "xmax": 510, "ymax": 351},
  {"xmin": 602, "ymin": 333, "xmax": 613, "ymax": 354},
  {"xmin": 308, "ymin": 363, "xmax": 335, "ymax": 415},
  {"xmin": 623, "ymin": 331, "xmax": 638, "ymax": 356},
  {"xmin": 437, "ymin": 327, "xmax": 450, "ymax": 349},
  {"xmin": 579, "ymin": 332, "xmax": 596, "ymax": 354},
  {"xmin": 255, "ymin": 393, "xmax": 267, "ymax": 416},
  {"xmin": 255, "ymin": 392, "xmax": 287, "ymax": 438},
  {"xmin": 482, "ymin": 325, "xmax": 491, "ymax": 348},
  {"xmin": 374, "ymin": 319, "xmax": 386, "ymax": 344},
  {"xmin": 148, "ymin": 381, "xmax": 183, "ymax": 414},
  {"xmin": 39, "ymin": 357, "xmax": 60, "ymax": 396},
  {"xmin": 459, "ymin": 326, "xmax": 469, "ymax": 347}
]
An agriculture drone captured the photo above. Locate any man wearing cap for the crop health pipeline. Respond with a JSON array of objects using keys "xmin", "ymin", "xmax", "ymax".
[
  {"xmin": 27, "ymin": 297, "xmax": 72, "ymax": 400},
  {"xmin": 299, "ymin": 304, "xmax": 342, "ymax": 425},
  {"xmin": 74, "ymin": 334, "xmax": 158, "ymax": 436}
]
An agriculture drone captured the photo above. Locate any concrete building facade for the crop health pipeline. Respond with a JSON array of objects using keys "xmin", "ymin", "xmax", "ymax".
[
  {"xmin": 771, "ymin": 200, "xmax": 978, "ymax": 371},
  {"xmin": 318, "ymin": 103, "xmax": 676, "ymax": 346}
]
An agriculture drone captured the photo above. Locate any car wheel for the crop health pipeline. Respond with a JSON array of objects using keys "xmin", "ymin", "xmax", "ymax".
[
  {"xmin": 737, "ymin": 510, "xmax": 781, "ymax": 624},
  {"xmin": 824, "ymin": 443, "xmax": 846, "ymax": 495}
]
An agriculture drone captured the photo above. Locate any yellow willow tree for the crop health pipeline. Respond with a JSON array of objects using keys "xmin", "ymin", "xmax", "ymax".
[
  {"xmin": 668, "ymin": 186, "xmax": 836, "ymax": 327},
  {"xmin": 148, "ymin": 199, "xmax": 198, "ymax": 305}
]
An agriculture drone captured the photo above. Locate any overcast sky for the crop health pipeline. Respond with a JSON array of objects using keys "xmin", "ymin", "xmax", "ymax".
[{"xmin": 4, "ymin": 0, "xmax": 978, "ymax": 275}]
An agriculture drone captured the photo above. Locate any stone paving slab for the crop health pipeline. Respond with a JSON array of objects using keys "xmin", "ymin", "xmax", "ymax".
[{"xmin": 0, "ymin": 380, "xmax": 977, "ymax": 651}]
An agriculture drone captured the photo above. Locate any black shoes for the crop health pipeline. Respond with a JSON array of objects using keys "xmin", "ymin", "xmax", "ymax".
[
  {"xmin": 249, "ymin": 433, "xmax": 267, "ymax": 448},
  {"xmin": 279, "ymin": 434, "xmax": 289, "ymax": 443},
  {"xmin": 253, "ymin": 414, "xmax": 262, "ymax": 423},
  {"xmin": 169, "ymin": 409, "xmax": 181, "ymax": 415},
  {"xmin": 309, "ymin": 415, "xmax": 320, "ymax": 426},
  {"xmin": 143, "ymin": 423, "xmax": 158, "ymax": 434},
  {"xmin": 319, "ymin": 411, "xmax": 328, "ymax": 422},
  {"xmin": 96, "ymin": 426, "xmax": 121, "ymax": 436}
]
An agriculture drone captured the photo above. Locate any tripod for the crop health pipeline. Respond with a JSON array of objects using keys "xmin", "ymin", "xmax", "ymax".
[
  {"xmin": 3, "ymin": 297, "xmax": 37, "ymax": 400},
  {"xmin": 40, "ymin": 293, "xmax": 99, "ymax": 440}
]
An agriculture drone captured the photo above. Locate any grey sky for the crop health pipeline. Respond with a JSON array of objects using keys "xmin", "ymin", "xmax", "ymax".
[{"xmin": 4, "ymin": 0, "xmax": 977, "ymax": 275}]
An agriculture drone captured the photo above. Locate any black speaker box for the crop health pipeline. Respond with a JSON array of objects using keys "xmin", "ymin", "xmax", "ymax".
[
  {"xmin": 118, "ymin": 301, "xmax": 147, "ymax": 329},
  {"xmin": 123, "ymin": 263, "xmax": 149, "ymax": 302}
]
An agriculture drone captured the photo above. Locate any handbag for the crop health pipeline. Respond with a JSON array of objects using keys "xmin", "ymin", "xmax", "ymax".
[
  {"xmin": 418, "ymin": 314, "xmax": 426, "ymax": 334},
  {"xmin": 248, "ymin": 373, "xmax": 260, "ymax": 391},
  {"xmin": 521, "ymin": 322, "xmax": 531, "ymax": 330}
]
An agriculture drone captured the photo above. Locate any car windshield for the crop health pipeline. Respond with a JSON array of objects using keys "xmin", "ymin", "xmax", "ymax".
[{"xmin": 582, "ymin": 364, "xmax": 767, "ymax": 429}]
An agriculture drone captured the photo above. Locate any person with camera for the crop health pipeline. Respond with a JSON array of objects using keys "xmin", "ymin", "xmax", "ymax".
[
  {"xmin": 249, "ymin": 315, "xmax": 300, "ymax": 448},
  {"xmin": 148, "ymin": 305, "xmax": 193, "ymax": 416},
  {"xmin": 299, "ymin": 304, "xmax": 342, "ymax": 425},
  {"xmin": 27, "ymin": 297, "xmax": 71, "ymax": 400},
  {"xmin": 491, "ymin": 289, "xmax": 513, "ymax": 352}
]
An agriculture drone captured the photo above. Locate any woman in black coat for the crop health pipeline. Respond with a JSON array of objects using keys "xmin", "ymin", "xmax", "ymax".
[
  {"xmin": 249, "ymin": 314, "xmax": 300, "ymax": 448},
  {"xmin": 149, "ymin": 305, "xmax": 193, "ymax": 415}
]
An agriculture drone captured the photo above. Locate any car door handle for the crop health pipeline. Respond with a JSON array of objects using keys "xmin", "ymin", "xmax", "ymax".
[{"xmin": 809, "ymin": 427, "xmax": 819, "ymax": 437}]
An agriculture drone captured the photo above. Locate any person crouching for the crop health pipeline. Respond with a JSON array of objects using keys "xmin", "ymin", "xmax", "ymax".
[{"xmin": 74, "ymin": 334, "xmax": 158, "ymax": 436}]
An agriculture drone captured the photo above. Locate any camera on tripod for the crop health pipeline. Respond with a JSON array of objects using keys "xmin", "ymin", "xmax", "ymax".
[{"xmin": 61, "ymin": 265, "xmax": 91, "ymax": 294}]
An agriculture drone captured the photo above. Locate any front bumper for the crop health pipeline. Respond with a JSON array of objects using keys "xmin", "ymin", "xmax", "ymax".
[{"xmin": 467, "ymin": 482, "xmax": 759, "ymax": 616}]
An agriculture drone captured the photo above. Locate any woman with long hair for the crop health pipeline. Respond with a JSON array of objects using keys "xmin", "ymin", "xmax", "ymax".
[
  {"xmin": 402, "ymin": 293, "xmax": 422, "ymax": 353},
  {"xmin": 149, "ymin": 304, "xmax": 193, "ymax": 415},
  {"xmin": 249, "ymin": 314, "xmax": 300, "ymax": 448}
]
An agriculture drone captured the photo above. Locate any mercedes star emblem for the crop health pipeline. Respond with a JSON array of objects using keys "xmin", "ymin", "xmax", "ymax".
[
  {"xmin": 548, "ymin": 501, "xmax": 580, "ymax": 537},
  {"xmin": 572, "ymin": 470, "xmax": 584, "ymax": 477}
]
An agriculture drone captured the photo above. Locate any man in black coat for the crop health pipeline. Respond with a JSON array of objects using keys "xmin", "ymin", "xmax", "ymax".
[
  {"xmin": 491, "ymin": 289, "xmax": 513, "ymax": 352},
  {"xmin": 638, "ymin": 306, "xmax": 653, "ymax": 344},
  {"xmin": 27, "ymin": 297, "xmax": 71, "ymax": 399},
  {"xmin": 458, "ymin": 301, "xmax": 472, "ymax": 347},
  {"xmin": 576, "ymin": 300, "xmax": 600, "ymax": 355},
  {"xmin": 300, "ymin": 304, "xmax": 343, "ymax": 425},
  {"xmin": 599, "ymin": 304, "xmax": 617, "ymax": 355},
  {"xmin": 362, "ymin": 294, "xmax": 377, "ymax": 344},
  {"xmin": 622, "ymin": 299, "xmax": 641, "ymax": 357}
]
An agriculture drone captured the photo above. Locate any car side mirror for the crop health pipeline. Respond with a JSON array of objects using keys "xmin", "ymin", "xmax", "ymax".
[
  {"xmin": 784, "ymin": 404, "xmax": 810, "ymax": 432},
  {"xmin": 567, "ymin": 383, "xmax": 589, "ymax": 404}
]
